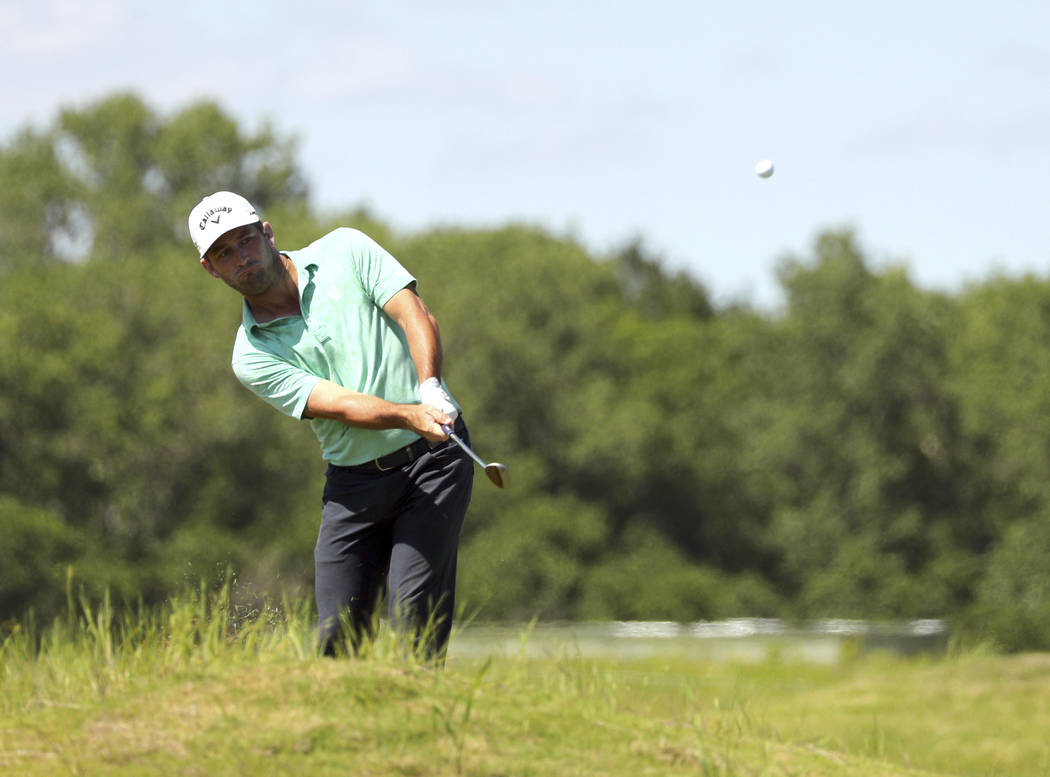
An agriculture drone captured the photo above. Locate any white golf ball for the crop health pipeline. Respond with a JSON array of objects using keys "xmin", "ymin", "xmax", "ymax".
[{"xmin": 755, "ymin": 159, "xmax": 775, "ymax": 178}]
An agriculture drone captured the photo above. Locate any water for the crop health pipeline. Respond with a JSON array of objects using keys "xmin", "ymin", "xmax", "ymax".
[{"xmin": 449, "ymin": 618, "xmax": 949, "ymax": 663}]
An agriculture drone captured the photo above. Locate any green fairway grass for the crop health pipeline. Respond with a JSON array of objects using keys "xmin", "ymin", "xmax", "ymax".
[{"xmin": 2, "ymin": 587, "xmax": 1047, "ymax": 776}]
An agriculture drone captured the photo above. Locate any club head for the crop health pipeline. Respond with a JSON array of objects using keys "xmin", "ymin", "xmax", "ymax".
[{"xmin": 484, "ymin": 463, "xmax": 509, "ymax": 489}]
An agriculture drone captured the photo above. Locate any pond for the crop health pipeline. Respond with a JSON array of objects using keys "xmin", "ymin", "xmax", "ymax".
[{"xmin": 449, "ymin": 618, "xmax": 949, "ymax": 663}]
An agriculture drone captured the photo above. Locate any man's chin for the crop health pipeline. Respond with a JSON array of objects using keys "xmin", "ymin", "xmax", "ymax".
[{"xmin": 224, "ymin": 276, "xmax": 269, "ymax": 296}]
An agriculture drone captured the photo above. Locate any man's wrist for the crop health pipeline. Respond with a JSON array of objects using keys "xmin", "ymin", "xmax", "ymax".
[{"xmin": 417, "ymin": 376, "xmax": 459, "ymax": 421}]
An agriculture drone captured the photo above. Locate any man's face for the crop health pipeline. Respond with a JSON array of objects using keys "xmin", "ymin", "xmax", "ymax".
[{"xmin": 200, "ymin": 222, "xmax": 281, "ymax": 296}]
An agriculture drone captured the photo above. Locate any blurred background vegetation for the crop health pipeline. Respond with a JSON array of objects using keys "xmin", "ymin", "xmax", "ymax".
[{"xmin": 3, "ymin": 93, "xmax": 1050, "ymax": 651}]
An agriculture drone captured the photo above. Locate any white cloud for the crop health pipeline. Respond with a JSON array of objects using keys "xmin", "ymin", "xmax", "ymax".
[
  {"xmin": 285, "ymin": 36, "xmax": 425, "ymax": 101},
  {"xmin": 0, "ymin": 0, "xmax": 135, "ymax": 56}
]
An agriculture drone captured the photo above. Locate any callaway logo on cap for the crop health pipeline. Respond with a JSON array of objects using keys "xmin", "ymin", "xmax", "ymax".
[{"xmin": 187, "ymin": 191, "xmax": 260, "ymax": 258}]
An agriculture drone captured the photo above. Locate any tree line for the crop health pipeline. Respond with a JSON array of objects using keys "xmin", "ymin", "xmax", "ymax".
[{"xmin": 2, "ymin": 93, "xmax": 1048, "ymax": 650}]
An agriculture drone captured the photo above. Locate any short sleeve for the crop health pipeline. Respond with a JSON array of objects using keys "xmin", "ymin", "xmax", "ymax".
[
  {"xmin": 232, "ymin": 345, "xmax": 322, "ymax": 420},
  {"xmin": 342, "ymin": 229, "xmax": 416, "ymax": 307}
]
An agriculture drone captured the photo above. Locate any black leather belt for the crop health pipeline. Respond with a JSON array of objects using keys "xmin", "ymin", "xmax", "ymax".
[
  {"xmin": 345, "ymin": 436, "xmax": 433, "ymax": 473},
  {"xmin": 335, "ymin": 418, "xmax": 465, "ymax": 474}
]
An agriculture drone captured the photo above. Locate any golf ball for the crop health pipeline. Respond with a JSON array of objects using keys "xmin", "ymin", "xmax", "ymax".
[{"xmin": 755, "ymin": 159, "xmax": 774, "ymax": 178}]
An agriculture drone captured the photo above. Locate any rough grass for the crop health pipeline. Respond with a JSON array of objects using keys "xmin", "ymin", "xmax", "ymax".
[{"xmin": 2, "ymin": 585, "xmax": 1048, "ymax": 776}]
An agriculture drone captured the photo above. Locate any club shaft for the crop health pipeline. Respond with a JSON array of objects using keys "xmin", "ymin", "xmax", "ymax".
[{"xmin": 442, "ymin": 425, "xmax": 488, "ymax": 469}]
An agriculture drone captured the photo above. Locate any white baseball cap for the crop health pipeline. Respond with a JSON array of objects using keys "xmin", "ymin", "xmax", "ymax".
[{"xmin": 187, "ymin": 191, "xmax": 260, "ymax": 258}]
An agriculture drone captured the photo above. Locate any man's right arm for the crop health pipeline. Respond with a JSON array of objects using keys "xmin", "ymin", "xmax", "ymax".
[{"xmin": 304, "ymin": 378, "xmax": 450, "ymax": 442}]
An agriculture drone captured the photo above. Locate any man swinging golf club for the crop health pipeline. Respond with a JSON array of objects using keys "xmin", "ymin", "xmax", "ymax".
[{"xmin": 188, "ymin": 191, "xmax": 473, "ymax": 660}]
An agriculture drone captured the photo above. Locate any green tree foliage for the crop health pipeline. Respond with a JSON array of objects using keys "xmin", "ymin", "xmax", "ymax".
[
  {"xmin": 949, "ymin": 276, "xmax": 1050, "ymax": 530},
  {"xmin": 0, "ymin": 94, "xmax": 320, "ymax": 607},
  {"xmin": 0, "ymin": 496, "xmax": 87, "ymax": 617},
  {"xmin": 759, "ymin": 232, "xmax": 973, "ymax": 617},
  {"xmin": 2, "ymin": 93, "xmax": 1048, "ymax": 649},
  {"xmin": 0, "ymin": 92, "xmax": 307, "ymax": 269},
  {"xmin": 971, "ymin": 512, "xmax": 1050, "ymax": 651}
]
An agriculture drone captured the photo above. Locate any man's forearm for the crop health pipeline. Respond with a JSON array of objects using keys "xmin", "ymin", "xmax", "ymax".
[
  {"xmin": 383, "ymin": 287, "xmax": 444, "ymax": 382},
  {"xmin": 407, "ymin": 319, "xmax": 443, "ymax": 383},
  {"xmin": 304, "ymin": 380, "xmax": 412, "ymax": 427},
  {"xmin": 304, "ymin": 379, "xmax": 449, "ymax": 440}
]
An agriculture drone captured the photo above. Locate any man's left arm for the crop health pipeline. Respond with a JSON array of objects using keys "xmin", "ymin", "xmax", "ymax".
[
  {"xmin": 384, "ymin": 286, "xmax": 443, "ymax": 381},
  {"xmin": 383, "ymin": 287, "xmax": 459, "ymax": 420}
]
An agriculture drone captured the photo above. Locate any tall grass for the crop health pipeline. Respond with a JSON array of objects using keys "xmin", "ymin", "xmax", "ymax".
[
  {"xmin": 5, "ymin": 577, "xmax": 1050, "ymax": 776},
  {"xmin": 1, "ymin": 571, "xmax": 471, "ymax": 720},
  {"xmin": 2, "ymin": 572, "xmax": 384, "ymax": 719}
]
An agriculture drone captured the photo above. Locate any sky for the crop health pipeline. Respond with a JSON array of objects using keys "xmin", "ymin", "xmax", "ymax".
[{"xmin": 3, "ymin": 0, "xmax": 1049, "ymax": 308}]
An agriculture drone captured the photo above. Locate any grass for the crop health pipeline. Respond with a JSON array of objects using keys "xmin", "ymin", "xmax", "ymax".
[{"xmin": 2, "ymin": 583, "xmax": 1049, "ymax": 776}]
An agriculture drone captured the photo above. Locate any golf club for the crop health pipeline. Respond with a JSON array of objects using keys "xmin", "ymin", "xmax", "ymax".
[{"xmin": 442, "ymin": 424, "xmax": 509, "ymax": 488}]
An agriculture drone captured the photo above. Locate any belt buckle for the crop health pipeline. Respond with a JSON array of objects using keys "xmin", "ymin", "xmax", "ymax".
[{"xmin": 374, "ymin": 441, "xmax": 410, "ymax": 472}]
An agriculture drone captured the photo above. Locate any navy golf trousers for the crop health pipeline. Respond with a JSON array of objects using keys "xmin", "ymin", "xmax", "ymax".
[{"xmin": 314, "ymin": 418, "xmax": 474, "ymax": 659}]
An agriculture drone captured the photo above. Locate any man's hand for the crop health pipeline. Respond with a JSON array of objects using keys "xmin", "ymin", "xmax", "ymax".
[
  {"xmin": 418, "ymin": 377, "xmax": 459, "ymax": 422},
  {"xmin": 407, "ymin": 403, "xmax": 453, "ymax": 442}
]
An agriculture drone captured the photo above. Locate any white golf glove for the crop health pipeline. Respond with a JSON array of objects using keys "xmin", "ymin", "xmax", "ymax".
[{"xmin": 418, "ymin": 377, "xmax": 459, "ymax": 422}]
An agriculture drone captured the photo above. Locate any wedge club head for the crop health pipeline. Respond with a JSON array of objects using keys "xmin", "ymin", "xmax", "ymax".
[
  {"xmin": 482, "ymin": 461, "xmax": 510, "ymax": 489},
  {"xmin": 442, "ymin": 424, "xmax": 509, "ymax": 489}
]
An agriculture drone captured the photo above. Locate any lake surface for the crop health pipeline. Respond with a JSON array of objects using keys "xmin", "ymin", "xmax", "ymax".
[{"xmin": 448, "ymin": 618, "xmax": 949, "ymax": 663}]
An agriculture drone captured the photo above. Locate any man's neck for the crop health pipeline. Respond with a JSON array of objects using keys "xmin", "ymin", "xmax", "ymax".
[{"xmin": 246, "ymin": 254, "xmax": 301, "ymax": 323}]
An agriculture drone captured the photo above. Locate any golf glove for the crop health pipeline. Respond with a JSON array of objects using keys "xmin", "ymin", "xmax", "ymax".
[{"xmin": 418, "ymin": 377, "xmax": 459, "ymax": 422}]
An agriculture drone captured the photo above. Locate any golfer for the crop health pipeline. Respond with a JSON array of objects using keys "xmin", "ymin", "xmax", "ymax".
[{"xmin": 188, "ymin": 191, "xmax": 473, "ymax": 659}]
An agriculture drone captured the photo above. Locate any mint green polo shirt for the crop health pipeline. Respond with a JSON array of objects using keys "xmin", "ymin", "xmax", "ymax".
[{"xmin": 231, "ymin": 227, "xmax": 458, "ymax": 466}]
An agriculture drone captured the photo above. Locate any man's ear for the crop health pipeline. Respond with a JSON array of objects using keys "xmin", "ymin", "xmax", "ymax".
[
  {"xmin": 261, "ymin": 221, "xmax": 276, "ymax": 246},
  {"xmin": 200, "ymin": 256, "xmax": 220, "ymax": 279}
]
